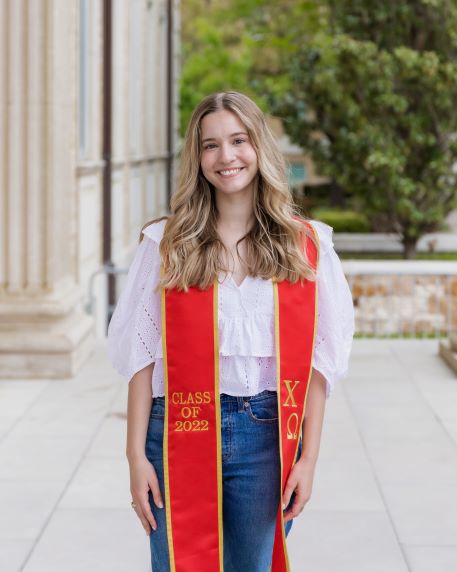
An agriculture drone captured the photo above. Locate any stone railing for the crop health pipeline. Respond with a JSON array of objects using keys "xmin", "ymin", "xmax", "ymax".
[
  {"xmin": 342, "ymin": 260, "xmax": 457, "ymax": 337},
  {"xmin": 334, "ymin": 232, "xmax": 457, "ymax": 253}
]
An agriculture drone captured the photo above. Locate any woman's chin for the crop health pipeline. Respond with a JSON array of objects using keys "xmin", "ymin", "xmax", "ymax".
[{"xmin": 215, "ymin": 184, "xmax": 254, "ymax": 197}]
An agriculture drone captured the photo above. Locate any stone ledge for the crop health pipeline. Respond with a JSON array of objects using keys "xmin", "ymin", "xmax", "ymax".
[
  {"xmin": 449, "ymin": 332, "xmax": 457, "ymax": 352},
  {"xmin": 334, "ymin": 232, "xmax": 457, "ymax": 253},
  {"xmin": 0, "ymin": 313, "xmax": 95, "ymax": 378},
  {"xmin": 342, "ymin": 260, "xmax": 457, "ymax": 275},
  {"xmin": 439, "ymin": 340, "xmax": 457, "ymax": 376}
]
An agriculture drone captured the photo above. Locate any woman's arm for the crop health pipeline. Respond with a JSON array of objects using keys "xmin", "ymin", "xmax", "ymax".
[
  {"xmin": 300, "ymin": 367, "xmax": 327, "ymax": 463},
  {"xmin": 126, "ymin": 363, "xmax": 164, "ymax": 535},
  {"xmin": 282, "ymin": 367, "xmax": 327, "ymax": 522},
  {"xmin": 126, "ymin": 363, "xmax": 154, "ymax": 461}
]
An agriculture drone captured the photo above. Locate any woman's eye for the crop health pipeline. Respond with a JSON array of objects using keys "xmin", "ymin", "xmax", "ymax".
[{"xmin": 203, "ymin": 139, "xmax": 246, "ymax": 150}]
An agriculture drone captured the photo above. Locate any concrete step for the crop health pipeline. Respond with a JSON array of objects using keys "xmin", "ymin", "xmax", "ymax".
[{"xmin": 439, "ymin": 339, "xmax": 457, "ymax": 376}]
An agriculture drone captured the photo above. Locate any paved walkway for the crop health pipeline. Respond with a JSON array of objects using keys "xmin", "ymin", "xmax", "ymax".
[{"xmin": 1, "ymin": 339, "xmax": 456, "ymax": 572}]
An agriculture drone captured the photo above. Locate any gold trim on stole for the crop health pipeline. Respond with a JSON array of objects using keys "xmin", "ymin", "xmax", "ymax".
[
  {"xmin": 213, "ymin": 279, "xmax": 225, "ymax": 570},
  {"xmin": 160, "ymin": 264, "xmax": 177, "ymax": 571},
  {"xmin": 293, "ymin": 225, "xmax": 320, "ymax": 465},
  {"xmin": 269, "ymin": 223, "xmax": 320, "ymax": 572},
  {"xmin": 272, "ymin": 277, "xmax": 289, "ymax": 572},
  {"xmin": 272, "ymin": 278, "xmax": 292, "ymax": 572}
]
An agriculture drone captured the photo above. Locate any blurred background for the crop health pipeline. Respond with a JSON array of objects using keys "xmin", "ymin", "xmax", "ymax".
[{"xmin": 1, "ymin": 1, "xmax": 457, "ymax": 571}]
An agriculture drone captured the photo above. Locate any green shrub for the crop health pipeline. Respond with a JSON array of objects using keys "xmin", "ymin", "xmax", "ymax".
[{"xmin": 310, "ymin": 208, "xmax": 370, "ymax": 233}]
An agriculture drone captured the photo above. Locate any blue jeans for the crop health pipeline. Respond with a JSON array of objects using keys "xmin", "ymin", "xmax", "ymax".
[{"xmin": 145, "ymin": 389, "xmax": 302, "ymax": 572}]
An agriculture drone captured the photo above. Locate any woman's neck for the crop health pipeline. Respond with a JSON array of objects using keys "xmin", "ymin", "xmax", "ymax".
[{"xmin": 215, "ymin": 190, "xmax": 254, "ymax": 234}]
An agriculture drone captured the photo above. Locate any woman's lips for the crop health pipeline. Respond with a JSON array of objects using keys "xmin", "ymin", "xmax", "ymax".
[{"xmin": 217, "ymin": 167, "xmax": 245, "ymax": 178}]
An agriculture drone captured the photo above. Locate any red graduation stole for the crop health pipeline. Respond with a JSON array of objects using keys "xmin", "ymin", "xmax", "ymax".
[{"xmin": 160, "ymin": 219, "xmax": 319, "ymax": 571}]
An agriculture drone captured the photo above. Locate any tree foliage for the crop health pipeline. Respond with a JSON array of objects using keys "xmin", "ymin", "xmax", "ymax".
[
  {"xmin": 180, "ymin": 0, "xmax": 263, "ymax": 135},
  {"xmin": 179, "ymin": 0, "xmax": 323, "ymax": 134},
  {"xmin": 270, "ymin": 0, "xmax": 457, "ymax": 257}
]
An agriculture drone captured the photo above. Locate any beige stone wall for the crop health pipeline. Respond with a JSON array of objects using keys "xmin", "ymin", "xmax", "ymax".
[
  {"xmin": 107, "ymin": 0, "xmax": 177, "ymax": 271},
  {"xmin": 78, "ymin": 0, "xmax": 179, "ymax": 338},
  {"xmin": 0, "ymin": 0, "xmax": 180, "ymax": 377},
  {"xmin": 349, "ymin": 275, "xmax": 457, "ymax": 337},
  {"xmin": 0, "ymin": 0, "xmax": 93, "ymax": 378}
]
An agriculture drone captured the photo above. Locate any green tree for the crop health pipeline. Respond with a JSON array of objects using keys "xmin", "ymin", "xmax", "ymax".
[
  {"xmin": 270, "ymin": 0, "xmax": 457, "ymax": 258},
  {"xmin": 179, "ymin": 0, "xmax": 324, "ymax": 135},
  {"xmin": 180, "ymin": 0, "xmax": 261, "ymax": 135}
]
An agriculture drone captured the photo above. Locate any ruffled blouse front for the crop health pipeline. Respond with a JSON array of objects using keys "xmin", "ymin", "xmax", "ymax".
[{"xmin": 107, "ymin": 218, "xmax": 355, "ymax": 399}]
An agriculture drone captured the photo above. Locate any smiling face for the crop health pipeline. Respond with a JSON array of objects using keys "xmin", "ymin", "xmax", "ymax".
[{"xmin": 200, "ymin": 109, "xmax": 258, "ymax": 198}]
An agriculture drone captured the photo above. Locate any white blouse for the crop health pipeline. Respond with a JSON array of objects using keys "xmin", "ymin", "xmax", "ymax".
[{"xmin": 107, "ymin": 218, "xmax": 355, "ymax": 399}]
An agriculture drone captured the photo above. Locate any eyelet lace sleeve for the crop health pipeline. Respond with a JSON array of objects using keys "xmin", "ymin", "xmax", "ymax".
[
  {"xmin": 310, "ymin": 220, "xmax": 355, "ymax": 399},
  {"xmin": 107, "ymin": 235, "xmax": 162, "ymax": 382}
]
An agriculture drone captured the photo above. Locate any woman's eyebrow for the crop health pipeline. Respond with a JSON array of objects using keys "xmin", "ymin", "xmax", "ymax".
[{"xmin": 201, "ymin": 131, "xmax": 248, "ymax": 143}]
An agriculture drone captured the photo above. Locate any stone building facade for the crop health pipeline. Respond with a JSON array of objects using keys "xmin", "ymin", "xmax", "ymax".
[{"xmin": 0, "ymin": 0, "xmax": 180, "ymax": 378}]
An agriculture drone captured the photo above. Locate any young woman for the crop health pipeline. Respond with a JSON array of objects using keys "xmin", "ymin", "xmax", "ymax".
[{"xmin": 107, "ymin": 91, "xmax": 354, "ymax": 572}]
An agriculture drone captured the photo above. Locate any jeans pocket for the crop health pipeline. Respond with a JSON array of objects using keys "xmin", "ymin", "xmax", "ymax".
[{"xmin": 247, "ymin": 398, "xmax": 278, "ymax": 424}]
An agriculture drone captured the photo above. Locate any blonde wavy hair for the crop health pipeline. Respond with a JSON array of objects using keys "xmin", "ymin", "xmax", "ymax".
[{"xmin": 141, "ymin": 91, "xmax": 319, "ymax": 292}]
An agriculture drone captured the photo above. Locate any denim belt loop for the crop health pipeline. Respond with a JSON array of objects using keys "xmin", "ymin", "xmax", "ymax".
[{"xmin": 237, "ymin": 396, "xmax": 249, "ymax": 412}]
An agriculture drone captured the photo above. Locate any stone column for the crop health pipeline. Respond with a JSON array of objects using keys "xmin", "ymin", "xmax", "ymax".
[{"xmin": 0, "ymin": 0, "xmax": 94, "ymax": 378}]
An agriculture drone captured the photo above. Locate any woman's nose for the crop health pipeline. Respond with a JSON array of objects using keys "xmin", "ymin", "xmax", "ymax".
[{"xmin": 218, "ymin": 143, "xmax": 236, "ymax": 163}]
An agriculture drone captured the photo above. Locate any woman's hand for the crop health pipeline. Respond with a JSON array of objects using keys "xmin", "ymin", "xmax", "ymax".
[
  {"xmin": 128, "ymin": 454, "xmax": 164, "ymax": 534},
  {"xmin": 282, "ymin": 456, "xmax": 316, "ymax": 523}
]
